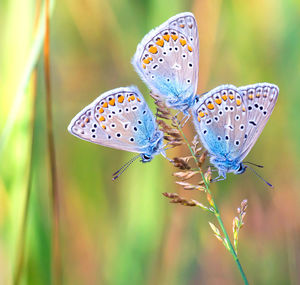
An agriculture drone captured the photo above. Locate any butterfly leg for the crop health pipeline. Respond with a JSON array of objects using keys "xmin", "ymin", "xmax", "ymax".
[
  {"xmin": 173, "ymin": 111, "xmax": 190, "ymax": 127},
  {"xmin": 160, "ymin": 150, "xmax": 172, "ymax": 162},
  {"xmin": 179, "ymin": 113, "xmax": 191, "ymax": 127},
  {"xmin": 211, "ymin": 175, "xmax": 226, "ymax": 183}
]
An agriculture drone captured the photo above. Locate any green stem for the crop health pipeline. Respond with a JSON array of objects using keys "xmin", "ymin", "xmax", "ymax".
[
  {"xmin": 175, "ymin": 121, "xmax": 249, "ymax": 285},
  {"xmin": 13, "ymin": 73, "xmax": 38, "ymax": 285}
]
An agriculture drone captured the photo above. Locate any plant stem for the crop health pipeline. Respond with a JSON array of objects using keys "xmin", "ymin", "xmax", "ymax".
[
  {"xmin": 175, "ymin": 120, "xmax": 249, "ymax": 285},
  {"xmin": 44, "ymin": 0, "xmax": 61, "ymax": 284},
  {"xmin": 13, "ymin": 72, "xmax": 37, "ymax": 285}
]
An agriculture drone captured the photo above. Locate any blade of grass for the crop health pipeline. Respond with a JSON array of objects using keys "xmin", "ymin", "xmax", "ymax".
[
  {"xmin": 0, "ymin": 0, "xmax": 55, "ymax": 157},
  {"xmin": 12, "ymin": 70, "xmax": 38, "ymax": 285},
  {"xmin": 44, "ymin": 0, "xmax": 61, "ymax": 284}
]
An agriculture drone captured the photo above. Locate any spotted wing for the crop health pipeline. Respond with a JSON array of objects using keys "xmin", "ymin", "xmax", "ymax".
[
  {"xmin": 237, "ymin": 83, "xmax": 279, "ymax": 161},
  {"xmin": 192, "ymin": 85, "xmax": 248, "ymax": 162},
  {"xmin": 68, "ymin": 86, "xmax": 158, "ymax": 154},
  {"xmin": 132, "ymin": 12, "xmax": 199, "ymax": 109}
]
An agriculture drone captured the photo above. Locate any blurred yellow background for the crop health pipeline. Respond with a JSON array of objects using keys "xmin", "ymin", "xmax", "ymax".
[{"xmin": 1, "ymin": 0, "xmax": 300, "ymax": 284}]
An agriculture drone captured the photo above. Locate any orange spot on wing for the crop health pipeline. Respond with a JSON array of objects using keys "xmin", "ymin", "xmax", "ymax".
[
  {"xmin": 180, "ymin": 24, "xmax": 185, "ymax": 28},
  {"xmin": 128, "ymin": 95, "xmax": 135, "ymax": 102},
  {"xmin": 207, "ymin": 103, "xmax": 214, "ymax": 110},
  {"xmin": 179, "ymin": 38, "xmax": 187, "ymax": 46},
  {"xmin": 222, "ymin": 95, "xmax": 227, "ymax": 101},
  {"xmin": 99, "ymin": 116, "xmax": 105, "ymax": 122},
  {"xmin": 199, "ymin": 111, "xmax": 205, "ymax": 118},
  {"xmin": 103, "ymin": 102, "xmax": 108, "ymax": 108},
  {"xmin": 142, "ymin": 64, "xmax": 146, "ymax": 69},
  {"xmin": 187, "ymin": 45, "xmax": 193, "ymax": 52},
  {"xmin": 248, "ymin": 94, "xmax": 254, "ymax": 100},
  {"xmin": 99, "ymin": 108, "xmax": 104, "ymax": 113},
  {"xmin": 118, "ymin": 95, "xmax": 124, "ymax": 103},
  {"xmin": 137, "ymin": 98, "xmax": 141, "ymax": 102},
  {"xmin": 229, "ymin": 94, "xmax": 235, "ymax": 100},
  {"xmin": 85, "ymin": 118, "xmax": 90, "ymax": 123},
  {"xmin": 242, "ymin": 106, "xmax": 246, "ymax": 112},
  {"xmin": 198, "ymin": 116, "xmax": 201, "ymax": 122},
  {"xmin": 171, "ymin": 34, "xmax": 178, "ymax": 41},
  {"xmin": 236, "ymin": 99, "xmax": 241, "ymax": 106},
  {"xmin": 109, "ymin": 98, "xmax": 115, "ymax": 106},
  {"xmin": 256, "ymin": 93, "xmax": 261, "ymax": 98},
  {"xmin": 156, "ymin": 39, "xmax": 164, "ymax": 47},
  {"xmin": 149, "ymin": 46, "xmax": 158, "ymax": 54},
  {"xmin": 163, "ymin": 34, "xmax": 170, "ymax": 41},
  {"xmin": 101, "ymin": 125, "xmax": 106, "ymax": 130},
  {"xmin": 143, "ymin": 57, "xmax": 153, "ymax": 64},
  {"xmin": 215, "ymin": 98, "xmax": 222, "ymax": 105}
]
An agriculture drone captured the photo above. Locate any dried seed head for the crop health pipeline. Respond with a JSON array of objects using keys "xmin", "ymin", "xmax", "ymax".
[
  {"xmin": 192, "ymin": 135, "xmax": 200, "ymax": 146},
  {"xmin": 172, "ymin": 157, "xmax": 191, "ymax": 170},
  {"xmin": 198, "ymin": 150, "xmax": 208, "ymax": 166},
  {"xmin": 175, "ymin": 181, "xmax": 197, "ymax": 190},
  {"xmin": 156, "ymin": 107, "xmax": 171, "ymax": 115},
  {"xmin": 232, "ymin": 199, "xmax": 248, "ymax": 254},
  {"xmin": 241, "ymin": 199, "xmax": 248, "ymax": 211},
  {"xmin": 162, "ymin": 192, "xmax": 198, "ymax": 207},
  {"xmin": 149, "ymin": 92, "xmax": 161, "ymax": 101},
  {"xmin": 204, "ymin": 167, "xmax": 212, "ymax": 182},
  {"xmin": 167, "ymin": 141, "xmax": 183, "ymax": 146},
  {"xmin": 162, "ymin": 192, "xmax": 179, "ymax": 199},
  {"xmin": 206, "ymin": 193, "xmax": 215, "ymax": 207},
  {"xmin": 173, "ymin": 170, "xmax": 198, "ymax": 180},
  {"xmin": 156, "ymin": 112, "xmax": 172, "ymax": 120},
  {"xmin": 166, "ymin": 129, "xmax": 181, "ymax": 138}
]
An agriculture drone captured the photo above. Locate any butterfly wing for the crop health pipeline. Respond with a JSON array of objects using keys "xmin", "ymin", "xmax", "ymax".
[
  {"xmin": 132, "ymin": 12, "xmax": 199, "ymax": 111},
  {"xmin": 237, "ymin": 83, "xmax": 279, "ymax": 161},
  {"xmin": 192, "ymin": 85, "xmax": 249, "ymax": 163},
  {"xmin": 68, "ymin": 86, "xmax": 160, "ymax": 154}
]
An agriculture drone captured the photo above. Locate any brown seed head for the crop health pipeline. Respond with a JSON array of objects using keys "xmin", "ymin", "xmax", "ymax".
[{"xmin": 172, "ymin": 157, "xmax": 191, "ymax": 170}]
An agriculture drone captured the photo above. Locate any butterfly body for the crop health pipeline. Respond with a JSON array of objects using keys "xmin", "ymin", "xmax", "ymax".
[
  {"xmin": 192, "ymin": 83, "xmax": 279, "ymax": 179},
  {"xmin": 68, "ymin": 86, "xmax": 164, "ymax": 162},
  {"xmin": 132, "ymin": 12, "xmax": 199, "ymax": 114}
]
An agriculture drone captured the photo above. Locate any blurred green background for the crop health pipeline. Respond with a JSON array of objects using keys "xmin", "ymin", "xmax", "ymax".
[{"xmin": 1, "ymin": 0, "xmax": 300, "ymax": 284}]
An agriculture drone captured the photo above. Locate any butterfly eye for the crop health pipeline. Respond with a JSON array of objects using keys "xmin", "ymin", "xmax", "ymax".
[{"xmin": 141, "ymin": 154, "xmax": 152, "ymax": 162}]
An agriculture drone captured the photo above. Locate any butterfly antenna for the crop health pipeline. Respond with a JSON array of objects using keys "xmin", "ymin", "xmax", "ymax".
[
  {"xmin": 112, "ymin": 154, "xmax": 140, "ymax": 181},
  {"xmin": 245, "ymin": 165, "xmax": 273, "ymax": 188},
  {"xmin": 244, "ymin": 161, "xmax": 264, "ymax": 168}
]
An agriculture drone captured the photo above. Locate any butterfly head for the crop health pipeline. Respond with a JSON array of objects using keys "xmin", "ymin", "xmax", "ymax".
[
  {"xmin": 140, "ymin": 130, "xmax": 164, "ymax": 163},
  {"xmin": 211, "ymin": 157, "xmax": 246, "ymax": 178},
  {"xmin": 234, "ymin": 163, "xmax": 247, "ymax": 175},
  {"xmin": 165, "ymin": 90, "xmax": 196, "ymax": 114}
]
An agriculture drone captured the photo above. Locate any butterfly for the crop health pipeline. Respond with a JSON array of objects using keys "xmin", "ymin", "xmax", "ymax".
[
  {"xmin": 68, "ymin": 86, "xmax": 165, "ymax": 177},
  {"xmin": 192, "ymin": 83, "xmax": 279, "ymax": 180},
  {"xmin": 132, "ymin": 12, "xmax": 199, "ymax": 115}
]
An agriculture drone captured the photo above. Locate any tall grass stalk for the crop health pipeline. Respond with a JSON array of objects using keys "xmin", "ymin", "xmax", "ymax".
[
  {"xmin": 12, "ymin": 72, "xmax": 38, "ymax": 285},
  {"xmin": 44, "ymin": 0, "xmax": 61, "ymax": 284}
]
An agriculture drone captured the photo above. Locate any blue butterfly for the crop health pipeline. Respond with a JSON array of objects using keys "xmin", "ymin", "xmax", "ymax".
[
  {"xmin": 192, "ymin": 83, "xmax": 279, "ymax": 180},
  {"xmin": 68, "ymin": 86, "xmax": 165, "ymax": 173},
  {"xmin": 132, "ymin": 12, "xmax": 199, "ymax": 115}
]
